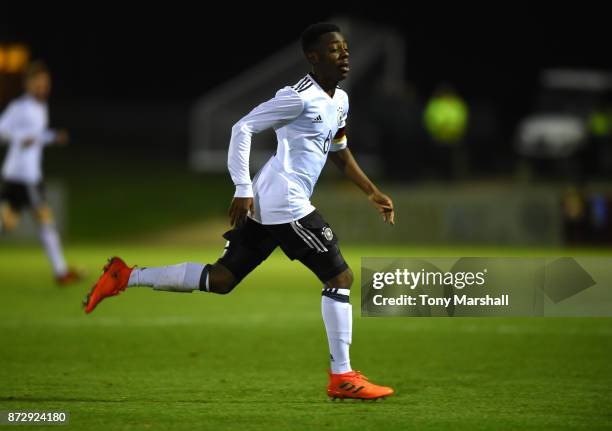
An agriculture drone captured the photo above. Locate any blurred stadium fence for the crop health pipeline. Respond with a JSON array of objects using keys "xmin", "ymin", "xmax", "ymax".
[
  {"xmin": 189, "ymin": 17, "xmax": 405, "ymax": 175},
  {"xmin": 315, "ymin": 182, "xmax": 563, "ymax": 246}
]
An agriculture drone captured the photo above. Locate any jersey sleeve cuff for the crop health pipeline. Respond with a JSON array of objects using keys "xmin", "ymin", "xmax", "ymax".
[
  {"xmin": 42, "ymin": 130, "xmax": 57, "ymax": 145},
  {"xmin": 330, "ymin": 142, "xmax": 347, "ymax": 152},
  {"xmin": 234, "ymin": 184, "xmax": 254, "ymax": 198}
]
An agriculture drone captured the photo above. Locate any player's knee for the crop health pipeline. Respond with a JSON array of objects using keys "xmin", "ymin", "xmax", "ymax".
[
  {"xmin": 207, "ymin": 263, "xmax": 239, "ymax": 295},
  {"xmin": 326, "ymin": 267, "xmax": 353, "ymax": 290},
  {"xmin": 0, "ymin": 205, "xmax": 19, "ymax": 231},
  {"xmin": 34, "ymin": 205, "xmax": 54, "ymax": 224},
  {"xmin": 212, "ymin": 277, "xmax": 238, "ymax": 295},
  {"xmin": 2, "ymin": 217, "xmax": 18, "ymax": 231}
]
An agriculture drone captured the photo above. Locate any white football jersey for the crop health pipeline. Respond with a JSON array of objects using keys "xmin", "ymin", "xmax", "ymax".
[
  {"xmin": 228, "ymin": 74, "xmax": 349, "ymax": 224},
  {"xmin": 0, "ymin": 94, "xmax": 56, "ymax": 184}
]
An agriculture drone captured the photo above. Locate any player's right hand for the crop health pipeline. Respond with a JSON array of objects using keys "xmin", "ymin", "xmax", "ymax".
[
  {"xmin": 55, "ymin": 130, "xmax": 70, "ymax": 145},
  {"xmin": 228, "ymin": 197, "xmax": 254, "ymax": 227},
  {"xmin": 368, "ymin": 191, "xmax": 395, "ymax": 226}
]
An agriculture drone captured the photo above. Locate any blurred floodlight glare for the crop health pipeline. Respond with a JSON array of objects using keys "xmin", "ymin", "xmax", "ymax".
[
  {"xmin": 543, "ymin": 69, "xmax": 612, "ymax": 91},
  {"xmin": 0, "ymin": 44, "xmax": 30, "ymax": 73},
  {"xmin": 517, "ymin": 115, "xmax": 587, "ymax": 158}
]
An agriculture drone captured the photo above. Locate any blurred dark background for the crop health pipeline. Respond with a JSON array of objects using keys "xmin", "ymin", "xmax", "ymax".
[{"xmin": 1, "ymin": 11, "xmax": 611, "ymax": 246}]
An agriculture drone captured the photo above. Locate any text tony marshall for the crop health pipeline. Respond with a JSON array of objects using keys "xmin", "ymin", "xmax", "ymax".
[{"xmin": 372, "ymin": 294, "xmax": 509, "ymax": 307}]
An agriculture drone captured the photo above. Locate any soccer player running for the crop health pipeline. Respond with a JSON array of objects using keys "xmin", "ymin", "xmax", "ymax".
[
  {"xmin": 0, "ymin": 61, "xmax": 82, "ymax": 285},
  {"xmin": 84, "ymin": 23, "xmax": 395, "ymax": 400}
]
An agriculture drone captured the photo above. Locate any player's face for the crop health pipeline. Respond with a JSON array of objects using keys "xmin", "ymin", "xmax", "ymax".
[
  {"xmin": 314, "ymin": 32, "xmax": 350, "ymax": 82},
  {"xmin": 26, "ymin": 73, "xmax": 52, "ymax": 101}
]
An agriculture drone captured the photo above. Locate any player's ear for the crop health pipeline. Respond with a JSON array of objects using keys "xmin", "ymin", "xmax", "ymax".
[{"xmin": 306, "ymin": 51, "xmax": 319, "ymax": 65}]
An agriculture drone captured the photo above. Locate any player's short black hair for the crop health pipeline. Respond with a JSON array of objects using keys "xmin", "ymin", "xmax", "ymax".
[{"xmin": 301, "ymin": 23, "xmax": 341, "ymax": 53}]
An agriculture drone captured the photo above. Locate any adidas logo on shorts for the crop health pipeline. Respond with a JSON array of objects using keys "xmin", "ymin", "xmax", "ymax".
[{"xmin": 312, "ymin": 115, "xmax": 323, "ymax": 123}]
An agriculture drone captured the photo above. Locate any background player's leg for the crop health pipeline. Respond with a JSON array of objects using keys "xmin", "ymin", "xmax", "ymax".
[
  {"xmin": 35, "ymin": 205, "xmax": 68, "ymax": 277},
  {"xmin": 321, "ymin": 268, "xmax": 354, "ymax": 374},
  {"xmin": 1, "ymin": 182, "xmax": 23, "ymax": 233},
  {"xmin": 0, "ymin": 202, "xmax": 21, "ymax": 233}
]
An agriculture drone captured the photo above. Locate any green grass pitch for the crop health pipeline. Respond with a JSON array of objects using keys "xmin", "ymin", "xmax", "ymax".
[{"xmin": 1, "ymin": 244, "xmax": 611, "ymax": 430}]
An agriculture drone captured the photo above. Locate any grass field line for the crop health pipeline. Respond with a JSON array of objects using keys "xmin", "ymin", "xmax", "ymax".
[
  {"xmin": 2, "ymin": 316, "xmax": 612, "ymax": 336},
  {"xmin": 0, "ymin": 314, "xmax": 318, "ymax": 328}
]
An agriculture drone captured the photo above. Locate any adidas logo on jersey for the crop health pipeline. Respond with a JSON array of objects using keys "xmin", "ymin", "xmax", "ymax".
[{"xmin": 312, "ymin": 115, "xmax": 323, "ymax": 123}]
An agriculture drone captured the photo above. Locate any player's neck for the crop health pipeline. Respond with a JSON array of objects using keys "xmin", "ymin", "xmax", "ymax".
[
  {"xmin": 309, "ymin": 72, "xmax": 337, "ymax": 98},
  {"xmin": 26, "ymin": 92, "xmax": 46, "ymax": 103}
]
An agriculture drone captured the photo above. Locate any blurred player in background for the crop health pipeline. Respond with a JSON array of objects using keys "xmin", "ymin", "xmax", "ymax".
[
  {"xmin": 0, "ymin": 61, "xmax": 82, "ymax": 285},
  {"xmin": 84, "ymin": 24, "xmax": 395, "ymax": 400}
]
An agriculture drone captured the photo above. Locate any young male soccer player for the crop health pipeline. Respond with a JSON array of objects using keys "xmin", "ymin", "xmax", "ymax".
[
  {"xmin": 84, "ymin": 23, "xmax": 396, "ymax": 400},
  {"xmin": 0, "ymin": 61, "xmax": 81, "ymax": 285}
]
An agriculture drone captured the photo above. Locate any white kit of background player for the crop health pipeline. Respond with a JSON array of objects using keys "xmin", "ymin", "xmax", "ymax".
[{"xmin": 0, "ymin": 63, "xmax": 81, "ymax": 285}]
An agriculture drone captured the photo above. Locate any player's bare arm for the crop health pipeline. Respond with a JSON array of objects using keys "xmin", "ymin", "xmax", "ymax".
[
  {"xmin": 329, "ymin": 147, "xmax": 395, "ymax": 225},
  {"xmin": 20, "ymin": 130, "xmax": 69, "ymax": 149}
]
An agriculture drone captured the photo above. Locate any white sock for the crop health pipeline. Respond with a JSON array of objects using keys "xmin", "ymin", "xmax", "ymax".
[
  {"xmin": 39, "ymin": 223, "xmax": 68, "ymax": 276},
  {"xmin": 322, "ymin": 288, "xmax": 352, "ymax": 374},
  {"xmin": 127, "ymin": 263, "xmax": 205, "ymax": 292}
]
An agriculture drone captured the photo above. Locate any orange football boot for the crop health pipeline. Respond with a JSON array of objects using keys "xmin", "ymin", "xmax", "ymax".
[
  {"xmin": 83, "ymin": 257, "xmax": 133, "ymax": 313},
  {"xmin": 327, "ymin": 370, "xmax": 394, "ymax": 401}
]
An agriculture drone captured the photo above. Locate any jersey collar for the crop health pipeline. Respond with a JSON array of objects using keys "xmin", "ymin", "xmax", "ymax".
[{"xmin": 307, "ymin": 73, "xmax": 337, "ymax": 100}]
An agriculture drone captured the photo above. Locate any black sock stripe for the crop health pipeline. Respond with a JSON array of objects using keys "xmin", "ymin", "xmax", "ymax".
[
  {"xmin": 322, "ymin": 290, "xmax": 349, "ymax": 303},
  {"xmin": 198, "ymin": 264, "xmax": 210, "ymax": 291}
]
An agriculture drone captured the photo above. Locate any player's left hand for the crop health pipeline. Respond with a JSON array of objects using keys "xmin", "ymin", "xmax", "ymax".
[{"xmin": 368, "ymin": 191, "xmax": 394, "ymax": 225}]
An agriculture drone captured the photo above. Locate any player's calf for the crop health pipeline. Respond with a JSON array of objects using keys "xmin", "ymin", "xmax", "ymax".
[
  {"xmin": 35, "ymin": 206, "xmax": 72, "ymax": 282},
  {"xmin": 321, "ymin": 267, "xmax": 353, "ymax": 375},
  {"xmin": 128, "ymin": 262, "xmax": 206, "ymax": 292},
  {"xmin": 128, "ymin": 261, "xmax": 239, "ymax": 294}
]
